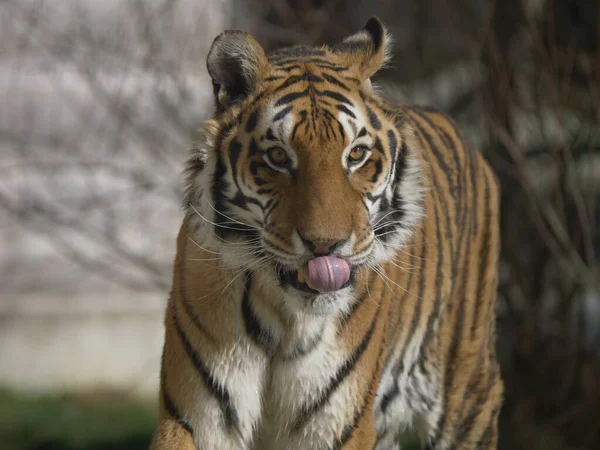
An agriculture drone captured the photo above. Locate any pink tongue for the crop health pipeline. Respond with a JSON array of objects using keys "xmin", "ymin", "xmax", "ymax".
[{"xmin": 305, "ymin": 256, "xmax": 351, "ymax": 292}]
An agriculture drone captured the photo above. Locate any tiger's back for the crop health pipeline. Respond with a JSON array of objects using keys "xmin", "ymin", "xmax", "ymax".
[{"xmin": 151, "ymin": 17, "xmax": 502, "ymax": 450}]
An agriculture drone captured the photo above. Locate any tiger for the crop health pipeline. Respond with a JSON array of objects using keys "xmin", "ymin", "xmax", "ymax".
[{"xmin": 150, "ymin": 16, "xmax": 503, "ymax": 450}]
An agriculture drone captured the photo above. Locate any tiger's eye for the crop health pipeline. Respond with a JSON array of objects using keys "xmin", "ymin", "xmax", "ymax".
[
  {"xmin": 266, "ymin": 147, "xmax": 289, "ymax": 167},
  {"xmin": 348, "ymin": 146, "xmax": 368, "ymax": 163}
]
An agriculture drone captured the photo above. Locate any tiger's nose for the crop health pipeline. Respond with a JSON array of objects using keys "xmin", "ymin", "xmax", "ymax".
[{"xmin": 298, "ymin": 232, "xmax": 347, "ymax": 256}]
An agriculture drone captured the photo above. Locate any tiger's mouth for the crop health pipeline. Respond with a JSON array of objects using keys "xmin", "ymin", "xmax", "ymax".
[{"xmin": 277, "ymin": 256, "xmax": 356, "ymax": 295}]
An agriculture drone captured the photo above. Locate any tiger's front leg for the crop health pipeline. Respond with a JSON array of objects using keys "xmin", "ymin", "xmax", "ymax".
[
  {"xmin": 150, "ymin": 298, "xmax": 269, "ymax": 450},
  {"xmin": 421, "ymin": 369, "xmax": 503, "ymax": 450},
  {"xmin": 150, "ymin": 415, "xmax": 195, "ymax": 450}
]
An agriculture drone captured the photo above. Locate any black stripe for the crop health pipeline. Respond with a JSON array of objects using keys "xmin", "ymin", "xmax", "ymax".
[
  {"xmin": 249, "ymin": 159, "xmax": 268, "ymax": 177},
  {"xmin": 273, "ymin": 105, "xmax": 293, "ymax": 122},
  {"xmin": 373, "ymin": 141, "xmax": 407, "ymax": 241},
  {"xmin": 162, "ymin": 384, "xmax": 193, "ymax": 433},
  {"xmin": 317, "ymin": 89, "xmax": 352, "ymax": 105},
  {"xmin": 273, "ymin": 73, "xmax": 323, "ymax": 94},
  {"xmin": 291, "ymin": 110, "xmax": 308, "ymax": 141},
  {"xmin": 241, "ymin": 272, "xmax": 276, "ymax": 357},
  {"xmin": 265, "ymin": 128, "xmax": 276, "ymax": 141},
  {"xmin": 292, "ymin": 303, "xmax": 381, "ymax": 431},
  {"xmin": 264, "ymin": 75, "xmax": 285, "ymax": 82},
  {"xmin": 322, "ymin": 73, "xmax": 350, "ymax": 91},
  {"xmin": 366, "ymin": 191, "xmax": 383, "ymax": 203},
  {"xmin": 248, "ymin": 138, "xmax": 261, "ymax": 157},
  {"xmin": 172, "ymin": 306, "xmax": 238, "ymax": 429},
  {"xmin": 372, "ymin": 136, "xmax": 386, "ymax": 159},
  {"xmin": 370, "ymin": 159, "xmax": 383, "ymax": 183},
  {"xmin": 366, "ymin": 105, "xmax": 381, "ymax": 130},
  {"xmin": 245, "ymin": 110, "xmax": 259, "ymax": 132},
  {"xmin": 294, "ymin": 57, "xmax": 343, "ymax": 67},
  {"xmin": 337, "ymin": 120, "xmax": 345, "ymax": 141},
  {"xmin": 211, "ymin": 125, "xmax": 233, "ymax": 240},
  {"xmin": 315, "ymin": 64, "xmax": 349, "ymax": 72},
  {"xmin": 264, "ymin": 198, "xmax": 280, "ymax": 221},
  {"xmin": 275, "ymin": 89, "xmax": 309, "ymax": 107},
  {"xmin": 276, "ymin": 65, "xmax": 305, "ymax": 73},
  {"xmin": 320, "ymin": 109, "xmax": 345, "ymax": 142},
  {"xmin": 228, "ymin": 138, "xmax": 243, "ymax": 185},
  {"xmin": 336, "ymin": 104, "xmax": 356, "ymax": 119},
  {"xmin": 387, "ymin": 130, "xmax": 398, "ymax": 161}
]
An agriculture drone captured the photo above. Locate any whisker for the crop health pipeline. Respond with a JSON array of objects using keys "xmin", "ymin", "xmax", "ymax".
[
  {"xmin": 385, "ymin": 258, "xmax": 418, "ymax": 274},
  {"xmin": 189, "ymin": 203, "xmax": 258, "ymax": 232},
  {"xmin": 377, "ymin": 238, "xmax": 425, "ymax": 250},
  {"xmin": 202, "ymin": 194, "xmax": 260, "ymax": 229},
  {"xmin": 368, "ymin": 262, "xmax": 421, "ymax": 300},
  {"xmin": 220, "ymin": 256, "xmax": 274, "ymax": 295},
  {"xmin": 369, "ymin": 263, "xmax": 394, "ymax": 295},
  {"xmin": 187, "ymin": 235, "xmax": 220, "ymax": 255},
  {"xmin": 192, "ymin": 254, "xmax": 275, "ymax": 303},
  {"xmin": 372, "ymin": 209, "xmax": 405, "ymax": 227},
  {"xmin": 364, "ymin": 267, "xmax": 379, "ymax": 308},
  {"xmin": 373, "ymin": 221, "xmax": 406, "ymax": 231},
  {"xmin": 187, "ymin": 257, "xmax": 221, "ymax": 262},
  {"xmin": 373, "ymin": 229, "xmax": 409, "ymax": 239},
  {"xmin": 392, "ymin": 247, "xmax": 427, "ymax": 262}
]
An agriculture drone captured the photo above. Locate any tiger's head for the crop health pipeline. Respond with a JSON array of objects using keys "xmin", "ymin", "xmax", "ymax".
[{"xmin": 185, "ymin": 17, "xmax": 424, "ymax": 314}]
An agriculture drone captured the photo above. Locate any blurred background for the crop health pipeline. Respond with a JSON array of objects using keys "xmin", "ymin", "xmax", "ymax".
[{"xmin": 0, "ymin": 0, "xmax": 598, "ymax": 449}]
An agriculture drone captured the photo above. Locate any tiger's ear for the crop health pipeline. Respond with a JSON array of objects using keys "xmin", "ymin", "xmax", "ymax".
[
  {"xmin": 332, "ymin": 17, "xmax": 392, "ymax": 80},
  {"xmin": 206, "ymin": 30, "xmax": 267, "ymax": 111}
]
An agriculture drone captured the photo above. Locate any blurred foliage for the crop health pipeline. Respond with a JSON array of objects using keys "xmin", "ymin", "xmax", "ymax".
[{"xmin": 0, "ymin": 389, "xmax": 156, "ymax": 450}]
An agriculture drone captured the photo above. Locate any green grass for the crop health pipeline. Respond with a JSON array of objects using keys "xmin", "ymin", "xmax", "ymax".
[{"xmin": 0, "ymin": 389, "xmax": 157, "ymax": 450}]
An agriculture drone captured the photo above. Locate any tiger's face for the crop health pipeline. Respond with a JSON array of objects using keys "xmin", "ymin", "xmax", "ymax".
[{"xmin": 185, "ymin": 19, "xmax": 424, "ymax": 314}]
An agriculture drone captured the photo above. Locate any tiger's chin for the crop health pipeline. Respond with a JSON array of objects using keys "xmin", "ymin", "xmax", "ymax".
[{"xmin": 283, "ymin": 287, "xmax": 356, "ymax": 317}]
